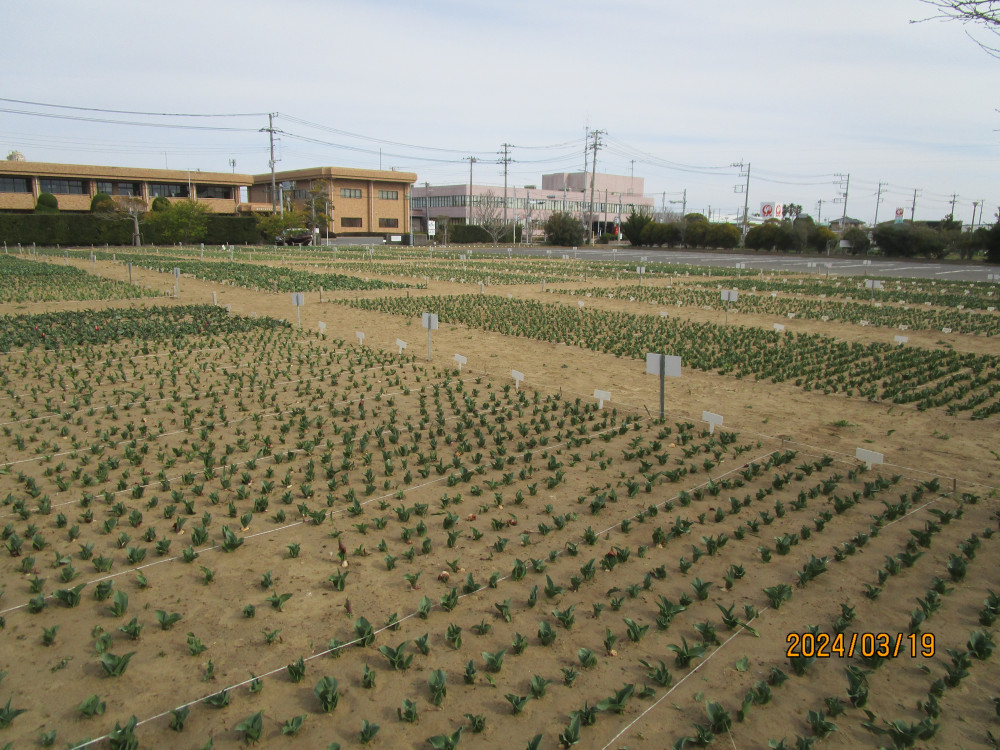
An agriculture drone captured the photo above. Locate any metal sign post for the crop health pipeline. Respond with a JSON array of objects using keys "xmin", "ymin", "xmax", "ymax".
[
  {"xmin": 422, "ymin": 312, "xmax": 439, "ymax": 360},
  {"xmin": 645, "ymin": 353, "xmax": 682, "ymax": 420},
  {"xmin": 864, "ymin": 279, "xmax": 883, "ymax": 303},
  {"xmin": 721, "ymin": 289, "xmax": 738, "ymax": 325},
  {"xmin": 291, "ymin": 293, "xmax": 305, "ymax": 329},
  {"xmin": 173, "ymin": 267, "xmax": 180, "ymax": 297},
  {"xmin": 128, "ymin": 262, "xmax": 132, "ymax": 285}
]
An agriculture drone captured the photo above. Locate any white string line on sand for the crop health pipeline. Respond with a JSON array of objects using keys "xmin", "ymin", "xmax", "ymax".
[
  {"xmin": 596, "ymin": 489, "xmax": 954, "ymax": 749},
  {"xmin": 599, "ymin": 610, "xmax": 770, "ymax": 750},
  {"xmin": 7, "ymin": 353, "xmax": 973, "ymax": 742},
  {"xmin": 61, "ymin": 414, "xmax": 664, "ymax": 747}
]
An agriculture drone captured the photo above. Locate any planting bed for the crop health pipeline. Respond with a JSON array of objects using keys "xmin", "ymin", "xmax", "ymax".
[{"xmin": 0, "ymin": 248, "xmax": 997, "ymax": 750}]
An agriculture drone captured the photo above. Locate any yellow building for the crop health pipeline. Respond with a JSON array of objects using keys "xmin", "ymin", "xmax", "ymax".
[
  {"xmin": 0, "ymin": 161, "xmax": 250, "ymax": 213},
  {"xmin": 249, "ymin": 166, "xmax": 417, "ymax": 236}
]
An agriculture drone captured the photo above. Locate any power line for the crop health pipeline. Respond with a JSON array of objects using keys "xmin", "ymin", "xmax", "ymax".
[{"xmin": 0, "ymin": 97, "xmax": 266, "ymax": 118}]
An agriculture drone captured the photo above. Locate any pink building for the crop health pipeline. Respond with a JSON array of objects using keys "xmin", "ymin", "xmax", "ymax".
[{"xmin": 411, "ymin": 172, "xmax": 654, "ymax": 239}]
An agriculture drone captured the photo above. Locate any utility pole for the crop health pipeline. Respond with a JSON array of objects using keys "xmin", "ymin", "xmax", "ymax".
[
  {"xmin": 587, "ymin": 129, "xmax": 605, "ymax": 245},
  {"xmin": 424, "ymin": 181, "xmax": 430, "ymax": 237},
  {"xmin": 873, "ymin": 181, "xmax": 886, "ymax": 226},
  {"xmin": 582, "ymin": 127, "xmax": 589, "ymax": 231},
  {"xmin": 732, "ymin": 161, "xmax": 750, "ymax": 242},
  {"xmin": 499, "ymin": 143, "xmax": 513, "ymax": 232},
  {"xmin": 910, "ymin": 188, "xmax": 920, "ymax": 224},
  {"xmin": 834, "ymin": 173, "xmax": 850, "ymax": 234},
  {"xmin": 816, "ymin": 199, "xmax": 823, "ymax": 224},
  {"xmin": 972, "ymin": 201, "xmax": 980, "ymax": 230},
  {"xmin": 466, "ymin": 156, "xmax": 476, "ymax": 225},
  {"xmin": 261, "ymin": 113, "xmax": 279, "ymax": 213},
  {"xmin": 629, "ymin": 159, "xmax": 635, "ymax": 196},
  {"xmin": 949, "ymin": 193, "xmax": 958, "ymax": 220}
]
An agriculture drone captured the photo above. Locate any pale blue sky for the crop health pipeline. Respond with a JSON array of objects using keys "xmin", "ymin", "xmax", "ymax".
[{"xmin": 2, "ymin": 0, "xmax": 997, "ymax": 224}]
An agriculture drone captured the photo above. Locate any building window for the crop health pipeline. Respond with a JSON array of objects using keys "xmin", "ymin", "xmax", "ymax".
[
  {"xmin": 116, "ymin": 182, "xmax": 141, "ymax": 196},
  {"xmin": 96, "ymin": 180, "xmax": 113, "ymax": 195},
  {"xmin": 38, "ymin": 178, "xmax": 86, "ymax": 195},
  {"xmin": 197, "ymin": 185, "xmax": 233, "ymax": 200},
  {"xmin": 378, "ymin": 218, "xmax": 399, "ymax": 228},
  {"xmin": 0, "ymin": 176, "xmax": 32, "ymax": 193},
  {"xmin": 340, "ymin": 188, "xmax": 362, "ymax": 199},
  {"xmin": 341, "ymin": 217, "xmax": 363, "ymax": 228},
  {"xmin": 411, "ymin": 197, "xmax": 426, "ymax": 209},
  {"xmin": 148, "ymin": 183, "xmax": 189, "ymax": 198},
  {"xmin": 378, "ymin": 190, "xmax": 398, "ymax": 200}
]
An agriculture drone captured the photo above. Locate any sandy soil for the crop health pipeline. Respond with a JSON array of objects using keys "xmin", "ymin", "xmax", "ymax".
[{"xmin": 0, "ymin": 254, "xmax": 997, "ymax": 750}]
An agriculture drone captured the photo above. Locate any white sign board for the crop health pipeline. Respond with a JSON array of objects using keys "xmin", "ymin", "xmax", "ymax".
[
  {"xmin": 396, "ymin": 339, "xmax": 407, "ymax": 354},
  {"xmin": 864, "ymin": 280, "xmax": 884, "ymax": 290},
  {"xmin": 390, "ymin": 235, "xmax": 402, "ymax": 242},
  {"xmin": 421, "ymin": 312, "xmax": 439, "ymax": 330},
  {"xmin": 773, "ymin": 323, "xmax": 785, "ymax": 331},
  {"xmin": 856, "ymin": 448, "xmax": 884, "ymax": 468},
  {"xmin": 318, "ymin": 321, "xmax": 326, "ymax": 333},
  {"xmin": 578, "ymin": 301, "xmax": 585, "ymax": 308},
  {"xmin": 453, "ymin": 353, "xmax": 467, "ymax": 370},
  {"xmin": 721, "ymin": 289, "xmax": 738, "ymax": 302},
  {"xmin": 760, "ymin": 202, "xmax": 775, "ymax": 219},
  {"xmin": 594, "ymin": 389, "xmax": 611, "ymax": 409},
  {"xmin": 894, "ymin": 335, "xmax": 908, "ymax": 345},
  {"xmin": 645, "ymin": 353, "xmax": 681, "ymax": 378},
  {"xmin": 511, "ymin": 370, "xmax": 525, "ymax": 390},
  {"xmin": 736, "ymin": 263, "xmax": 746, "ymax": 270},
  {"xmin": 356, "ymin": 331, "xmax": 365, "ymax": 344},
  {"xmin": 427, "ymin": 220, "xmax": 436, "ymax": 238},
  {"xmin": 291, "ymin": 293, "xmax": 305, "ymax": 307},
  {"xmin": 702, "ymin": 411, "xmax": 724, "ymax": 434}
]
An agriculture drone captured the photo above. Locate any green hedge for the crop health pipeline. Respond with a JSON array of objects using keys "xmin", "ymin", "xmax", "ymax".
[
  {"xmin": 450, "ymin": 224, "xmax": 522, "ymax": 244},
  {"xmin": 0, "ymin": 213, "xmax": 134, "ymax": 246},
  {"xmin": 0, "ymin": 213, "xmax": 259, "ymax": 247}
]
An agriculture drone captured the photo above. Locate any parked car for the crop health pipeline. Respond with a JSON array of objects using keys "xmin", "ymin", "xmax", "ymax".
[{"xmin": 275, "ymin": 228, "xmax": 313, "ymax": 246}]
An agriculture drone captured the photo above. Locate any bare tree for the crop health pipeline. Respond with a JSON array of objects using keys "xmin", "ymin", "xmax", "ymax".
[
  {"xmin": 474, "ymin": 189, "xmax": 505, "ymax": 243},
  {"xmin": 914, "ymin": 1, "xmax": 1000, "ymax": 57},
  {"xmin": 116, "ymin": 196, "xmax": 147, "ymax": 247}
]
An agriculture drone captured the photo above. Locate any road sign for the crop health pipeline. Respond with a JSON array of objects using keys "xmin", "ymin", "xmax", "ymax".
[{"xmin": 428, "ymin": 220, "xmax": 436, "ymax": 238}]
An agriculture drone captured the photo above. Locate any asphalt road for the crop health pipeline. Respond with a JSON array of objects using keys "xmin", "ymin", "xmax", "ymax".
[{"xmin": 456, "ymin": 245, "xmax": 996, "ymax": 283}]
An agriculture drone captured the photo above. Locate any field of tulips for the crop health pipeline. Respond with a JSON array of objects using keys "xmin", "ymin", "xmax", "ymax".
[
  {"xmin": 343, "ymin": 295, "xmax": 1000, "ymax": 418},
  {"xmin": 0, "ymin": 256, "xmax": 162, "ymax": 303},
  {"xmin": 0, "ymin": 246, "xmax": 997, "ymax": 750},
  {"xmin": 561, "ymin": 284, "xmax": 1000, "ymax": 336},
  {"xmin": 0, "ymin": 302, "xmax": 995, "ymax": 750}
]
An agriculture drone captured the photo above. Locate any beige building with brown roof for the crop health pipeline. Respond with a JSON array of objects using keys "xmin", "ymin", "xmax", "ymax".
[
  {"xmin": 249, "ymin": 166, "xmax": 417, "ymax": 236},
  {"xmin": 0, "ymin": 161, "xmax": 251, "ymax": 213}
]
